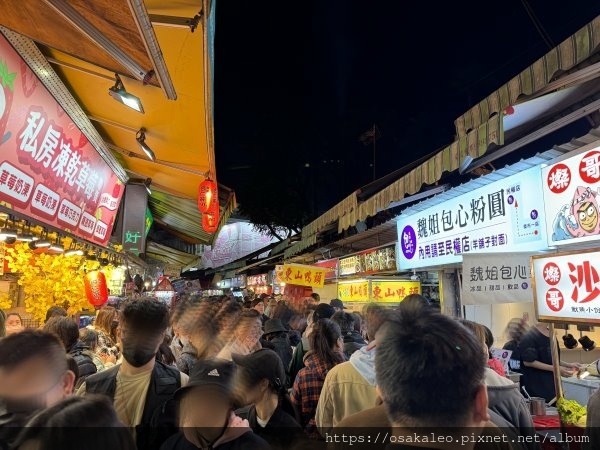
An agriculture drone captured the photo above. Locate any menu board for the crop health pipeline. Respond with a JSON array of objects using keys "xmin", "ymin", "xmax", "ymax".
[
  {"xmin": 0, "ymin": 34, "xmax": 123, "ymax": 245},
  {"xmin": 339, "ymin": 245, "xmax": 397, "ymax": 276}
]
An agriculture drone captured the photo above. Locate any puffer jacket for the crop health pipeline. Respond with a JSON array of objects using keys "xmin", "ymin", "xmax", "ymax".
[
  {"xmin": 485, "ymin": 368, "xmax": 540, "ymax": 450},
  {"xmin": 69, "ymin": 341, "xmax": 97, "ymax": 388}
]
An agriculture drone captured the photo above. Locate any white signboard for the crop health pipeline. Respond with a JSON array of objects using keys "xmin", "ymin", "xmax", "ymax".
[
  {"xmin": 396, "ymin": 167, "xmax": 547, "ymax": 270},
  {"xmin": 542, "ymin": 144, "xmax": 600, "ymax": 247},
  {"xmin": 532, "ymin": 249, "xmax": 600, "ymax": 324},
  {"xmin": 462, "ymin": 252, "xmax": 533, "ymax": 305}
]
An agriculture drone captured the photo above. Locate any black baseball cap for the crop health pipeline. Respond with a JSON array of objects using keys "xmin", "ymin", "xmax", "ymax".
[
  {"xmin": 232, "ymin": 349, "xmax": 286, "ymax": 390},
  {"xmin": 330, "ymin": 299, "xmax": 346, "ymax": 309},
  {"xmin": 313, "ymin": 303, "xmax": 335, "ymax": 320},
  {"xmin": 264, "ymin": 318, "xmax": 287, "ymax": 335},
  {"xmin": 175, "ymin": 359, "xmax": 235, "ymax": 400}
]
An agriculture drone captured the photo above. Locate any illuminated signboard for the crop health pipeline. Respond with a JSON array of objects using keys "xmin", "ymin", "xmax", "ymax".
[
  {"xmin": 532, "ymin": 248, "xmax": 600, "ymax": 324},
  {"xmin": 396, "ymin": 167, "xmax": 546, "ymax": 269},
  {"xmin": 339, "ymin": 245, "xmax": 397, "ymax": 276},
  {"xmin": 0, "ymin": 34, "xmax": 123, "ymax": 245}
]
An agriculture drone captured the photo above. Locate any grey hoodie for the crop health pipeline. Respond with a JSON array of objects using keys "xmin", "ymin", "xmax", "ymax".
[{"xmin": 349, "ymin": 344, "xmax": 376, "ymax": 386}]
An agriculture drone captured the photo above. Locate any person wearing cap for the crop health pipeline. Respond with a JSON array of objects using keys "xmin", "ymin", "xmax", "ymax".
[
  {"xmin": 329, "ymin": 299, "xmax": 345, "ymax": 312},
  {"xmin": 262, "ymin": 319, "xmax": 292, "ymax": 386},
  {"xmin": 233, "ymin": 349, "xmax": 302, "ymax": 449},
  {"xmin": 288, "ymin": 303, "xmax": 335, "ymax": 385},
  {"xmin": 160, "ymin": 359, "xmax": 270, "ymax": 450}
]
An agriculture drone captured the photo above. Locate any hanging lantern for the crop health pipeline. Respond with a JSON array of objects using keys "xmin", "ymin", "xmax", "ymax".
[
  {"xmin": 198, "ymin": 179, "xmax": 218, "ymax": 213},
  {"xmin": 84, "ymin": 270, "xmax": 109, "ymax": 307},
  {"xmin": 202, "ymin": 204, "xmax": 219, "ymax": 234}
]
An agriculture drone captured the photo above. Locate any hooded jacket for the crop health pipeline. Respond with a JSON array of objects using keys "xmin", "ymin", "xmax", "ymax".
[
  {"xmin": 342, "ymin": 331, "xmax": 366, "ymax": 359},
  {"xmin": 159, "ymin": 412, "xmax": 270, "ymax": 450},
  {"xmin": 484, "ymin": 368, "xmax": 539, "ymax": 450},
  {"xmin": 69, "ymin": 341, "xmax": 97, "ymax": 386},
  {"xmin": 315, "ymin": 343, "xmax": 377, "ymax": 434},
  {"xmin": 236, "ymin": 404, "xmax": 303, "ymax": 450}
]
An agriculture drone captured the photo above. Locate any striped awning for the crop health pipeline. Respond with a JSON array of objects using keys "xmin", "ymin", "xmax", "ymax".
[{"xmin": 455, "ymin": 15, "xmax": 600, "ymax": 137}]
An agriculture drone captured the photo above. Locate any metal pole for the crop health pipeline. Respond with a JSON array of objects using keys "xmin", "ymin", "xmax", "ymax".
[
  {"xmin": 549, "ymin": 323, "xmax": 564, "ymax": 400},
  {"xmin": 372, "ymin": 124, "xmax": 376, "ymax": 181}
]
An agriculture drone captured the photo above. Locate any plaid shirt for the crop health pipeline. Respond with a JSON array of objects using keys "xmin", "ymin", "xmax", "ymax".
[{"xmin": 291, "ymin": 353, "xmax": 339, "ymax": 436}]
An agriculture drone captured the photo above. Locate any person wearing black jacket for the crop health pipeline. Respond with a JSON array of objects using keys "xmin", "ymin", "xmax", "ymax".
[
  {"xmin": 161, "ymin": 359, "xmax": 270, "ymax": 450},
  {"xmin": 262, "ymin": 319, "xmax": 293, "ymax": 384},
  {"xmin": 233, "ymin": 349, "xmax": 303, "ymax": 450},
  {"xmin": 331, "ymin": 312, "xmax": 366, "ymax": 359}
]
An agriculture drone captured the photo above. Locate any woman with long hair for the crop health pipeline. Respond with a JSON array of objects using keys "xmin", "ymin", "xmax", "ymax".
[
  {"xmin": 233, "ymin": 349, "xmax": 303, "ymax": 449},
  {"xmin": 291, "ymin": 318, "xmax": 345, "ymax": 437},
  {"xmin": 93, "ymin": 306, "xmax": 120, "ymax": 363}
]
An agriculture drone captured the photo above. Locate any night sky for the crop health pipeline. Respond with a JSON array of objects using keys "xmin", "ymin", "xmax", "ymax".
[{"xmin": 214, "ymin": 1, "xmax": 600, "ymax": 220}]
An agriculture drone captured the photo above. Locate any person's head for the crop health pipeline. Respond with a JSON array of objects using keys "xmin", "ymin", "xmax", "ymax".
[
  {"xmin": 459, "ymin": 319, "xmax": 490, "ymax": 364},
  {"xmin": 309, "ymin": 319, "xmax": 344, "ymax": 367},
  {"xmin": 399, "ymin": 293, "xmax": 430, "ymax": 310},
  {"xmin": 233, "ymin": 349, "xmax": 287, "ymax": 405},
  {"xmin": 351, "ymin": 312, "xmax": 363, "ymax": 333},
  {"xmin": 376, "ymin": 303, "xmax": 488, "ymax": 428},
  {"xmin": 331, "ymin": 312, "xmax": 355, "ymax": 336},
  {"xmin": 0, "ymin": 331, "xmax": 76, "ymax": 424},
  {"xmin": 177, "ymin": 359, "xmax": 236, "ymax": 445},
  {"xmin": 329, "ymin": 298, "xmax": 346, "ymax": 312},
  {"xmin": 483, "ymin": 325, "xmax": 494, "ymax": 358},
  {"xmin": 95, "ymin": 306, "xmax": 118, "ymax": 338},
  {"xmin": 79, "ymin": 328, "xmax": 99, "ymax": 352},
  {"xmin": 118, "ymin": 298, "xmax": 169, "ymax": 368},
  {"xmin": 310, "ymin": 293, "xmax": 320, "ymax": 304},
  {"xmin": 45, "ymin": 306, "xmax": 67, "ymax": 324},
  {"xmin": 13, "ymin": 395, "xmax": 136, "ymax": 450},
  {"xmin": 5, "ymin": 312, "xmax": 24, "ymax": 336},
  {"xmin": 312, "ymin": 303, "xmax": 335, "ymax": 323},
  {"xmin": 506, "ymin": 318, "xmax": 527, "ymax": 342},
  {"xmin": 363, "ymin": 304, "xmax": 389, "ymax": 341},
  {"xmin": 251, "ymin": 298, "xmax": 265, "ymax": 315},
  {"xmin": 263, "ymin": 318, "xmax": 288, "ymax": 342},
  {"xmin": 233, "ymin": 309, "xmax": 263, "ymax": 349},
  {"xmin": 176, "ymin": 301, "xmax": 221, "ymax": 359},
  {"xmin": 43, "ymin": 317, "xmax": 79, "ymax": 352}
]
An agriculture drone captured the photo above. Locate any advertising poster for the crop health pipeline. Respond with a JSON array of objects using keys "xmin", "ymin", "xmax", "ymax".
[
  {"xmin": 532, "ymin": 249, "xmax": 600, "ymax": 324},
  {"xmin": 396, "ymin": 167, "xmax": 546, "ymax": 270},
  {"xmin": 0, "ymin": 34, "xmax": 123, "ymax": 245},
  {"xmin": 542, "ymin": 145, "xmax": 600, "ymax": 247}
]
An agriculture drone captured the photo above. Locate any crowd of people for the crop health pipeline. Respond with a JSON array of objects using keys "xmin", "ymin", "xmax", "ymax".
[{"xmin": 0, "ymin": 292, "xmax": 594, "ymax": 450}]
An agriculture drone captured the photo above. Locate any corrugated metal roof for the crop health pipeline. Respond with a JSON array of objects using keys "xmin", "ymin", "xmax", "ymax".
[{"xmin": 399, "ymin": 147, "xmax": 575, "ymax": 217}]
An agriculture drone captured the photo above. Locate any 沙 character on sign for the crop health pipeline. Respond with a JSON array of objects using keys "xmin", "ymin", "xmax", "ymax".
[{"xmin": 568, "ymin": 260, "xmax": 600, "ymax": 303}]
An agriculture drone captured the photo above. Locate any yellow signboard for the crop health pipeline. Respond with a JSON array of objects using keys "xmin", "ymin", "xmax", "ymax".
[
  {"xmin": 278, "ymin": 263, "xmax": 326, "ymax": 288},
  {"xmin": 338, "ymin": 281, "xmax": 370, "ymax": 302},
  {"xmin": 370, "ymin": 280, "xmax": 420, "ymax": 303}
]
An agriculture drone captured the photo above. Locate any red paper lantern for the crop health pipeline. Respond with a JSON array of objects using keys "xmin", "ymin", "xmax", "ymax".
[
  {"xmin": 202, "ymin": 204, "xmax": 219, "ymax": 234},
  {"xmin": 198, "ymin": 179, "xmax": 218, "ymax": 213},
  {"xmin": 84, "ymin": 270, "xmax": 109, "ymax": 307}
]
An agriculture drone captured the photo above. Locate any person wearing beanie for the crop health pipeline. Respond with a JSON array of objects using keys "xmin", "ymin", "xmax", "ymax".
[
  {"xmin": 233, "ymin": 349, "xmax": 302, "ymax": 449},
  {"xmin": 160, "ymin": 359, "xmax": 270, "ymax": 450}
]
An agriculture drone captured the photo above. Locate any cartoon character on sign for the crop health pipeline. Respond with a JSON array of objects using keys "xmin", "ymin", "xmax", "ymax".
[
  {"xmin": 552, "ymin": 186, "xmax": 600, "ymax": 240},
  {"xmin": 0, "ymin": 58, "xmax": 16, "ymax": 145}
]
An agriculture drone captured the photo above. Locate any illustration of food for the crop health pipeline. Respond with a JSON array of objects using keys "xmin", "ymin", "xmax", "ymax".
[
  {"xmin": 112, "ymin": 182, "xmax": 121, "ymax": 198},
  {"xmin": 0, "ymin": 59, "xmax": 16, "ymax": 142}
]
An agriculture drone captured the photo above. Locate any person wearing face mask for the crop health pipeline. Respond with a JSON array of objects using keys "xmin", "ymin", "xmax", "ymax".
[
  {"xmin": 160, "ymin": 359, "xmax": 270, "ymax": 450},
  {"xmin": 0, "ymin": 330, "xmax": 76, "ymax": 449},
  {"xmin": 78, "ymin": 298, "xmax": 189, "ymax": 450}
]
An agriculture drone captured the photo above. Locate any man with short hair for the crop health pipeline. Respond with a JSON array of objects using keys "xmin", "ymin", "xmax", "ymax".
[
  {"xmin": 310, "ymin": 292, "xmax": 320, "ymax": 305},
  {"xmin": 316, "ymin": 305, "xmax": 387, "ymax": 434},
  {"xmin": 0, "ymin": 330, "xmax": 76, "ymax": 448},
  {"xmin": 330, "ymin": 298, "xmax": 346, "ymax": 312},
  {"xmin": 78, "ymin": 298, "xmax": 188, "ymax": 450},
  {"xmin": 376, "ymin": 303, "xmax": 489, "ymax": 448}
]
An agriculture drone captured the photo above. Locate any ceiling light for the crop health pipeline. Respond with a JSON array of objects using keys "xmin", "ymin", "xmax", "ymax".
[
  {"xmin": 49, "ymin": 244, "xmax": 64, "ymax": 253},
  {"xmin": 17, "ymin": 233, "xmax": 35, "ymax": 242},
  {"xmin": 108, "ymin": 74, "xmax": 144, "ymax": 113},
  {"xmin": 0, "ymin": 229, "xmax": 18, "ymax": 241},
  {"xmin": 29, "ymin": 240, "xmax": 51, "ymax": 250},
  {"xmin": 136, "ymin": 128, "xmax": 155, "ymax": 161},
  {"xmin": 144, "ymin": 178, "xmax": 152, "ymax": 195},
  {"xmin": 65, "ymin": 248, "xmax": 84, "ymax": 257}
]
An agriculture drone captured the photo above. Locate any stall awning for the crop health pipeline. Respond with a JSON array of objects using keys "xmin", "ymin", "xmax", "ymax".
[
  {"xmin": 455, "ymin": 15, "xmax": 600, "ymax": 137},
  {"xmin": 0, "ymin": 0, "xmax": 235, "ymax": 247},
  {"xmin": 146, "ymin": 241, "xmax": 199, "ymax": 266}
]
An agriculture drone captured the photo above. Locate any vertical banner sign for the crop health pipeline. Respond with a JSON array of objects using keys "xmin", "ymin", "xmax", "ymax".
[
  {"xmin": 532, "ymin": 249, "xmax": 600, "ymax": 324},
  {"xmin": 462, "ymin": 252, "xmax": 533, "ymax": 305},
  {"xmin": 121, "ymin": 184, "xmax": 148, "ymax": 256},
  {"xmin": 396, "ymin": 166, "xmax": 546, "ymax": 270},
  {"xmin": 542, "ymin": 145, "xmax": 600, "ymax": 247},
  {"xmin": 0, "ymin": 34, "xmax": 123, "ymax": 245}
]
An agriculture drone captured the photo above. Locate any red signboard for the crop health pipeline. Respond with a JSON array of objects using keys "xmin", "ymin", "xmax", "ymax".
[
  {"xmin": 314, "ymin": 259, "xmax": 338, "ymax": 279},
  {"xmin": 0, "ymin": 35, "xmax": 123, "ymax": 245}
]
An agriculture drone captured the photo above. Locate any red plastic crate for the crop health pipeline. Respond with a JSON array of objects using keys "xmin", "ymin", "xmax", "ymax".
[{"xmin": 533, "ymin": 417, "xmax": 561, "ymax": 429}]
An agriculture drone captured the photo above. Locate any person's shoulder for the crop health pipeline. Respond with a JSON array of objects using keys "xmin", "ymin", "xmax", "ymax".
[
  {"xmin": 271, "ymin": 407, "xmax": 301, "ymax": 428},
  {"xmin": 235, "ymin": 404, "xmax": 254, "ymax": 420}
]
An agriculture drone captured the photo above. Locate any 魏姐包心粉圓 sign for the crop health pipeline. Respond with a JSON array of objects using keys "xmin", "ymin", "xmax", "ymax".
[
  {"xmin": 542, "ymin": 145, "xmax": 600, "ymax": 247},
  {"xmin": 532, "ymin": 248, "xmax": 600, "ymax": 324},
  {"xmin": 396, "ymin": 166, "xmax": 547, "ymax": 270},
  {"xmin": 0, "ymin": 34, "xmax": 123, "ymax": 245}
]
